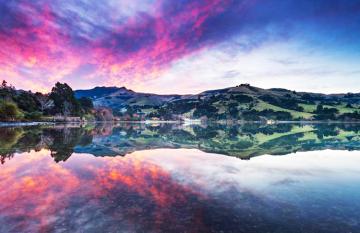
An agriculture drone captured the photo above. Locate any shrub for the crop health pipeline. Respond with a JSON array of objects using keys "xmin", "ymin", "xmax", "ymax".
[
  {"xmin": 24, "ymin": 111, "xmax": 43, "ymax": 120},
  {"xmin": 232, "ymin": 94, "xmax": 253, "ymax": 103},
  {"xmin": 0, "ymin": 101, "xmax": 22, "ymax": 121},
  {"xmin": 193, "ymin": 103, "xmax": 218, "ymax": 118},
  {"xmin": 15, "ymin": 92, "xmax": 41, "ymax": 112},
  {"xmin": 78, "ymin": 97, "xmax": 94, "ymax": 113}
]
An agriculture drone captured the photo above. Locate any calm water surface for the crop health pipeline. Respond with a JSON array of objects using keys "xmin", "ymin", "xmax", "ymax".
[{"xmin": 0, "ymin": 123, "xmax": 359, "ymax": 233}]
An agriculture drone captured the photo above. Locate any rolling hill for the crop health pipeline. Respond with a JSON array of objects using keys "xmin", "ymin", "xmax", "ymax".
[{"xmin": 75, "ymin": 84, "xmax": 360, "ymax": 121}]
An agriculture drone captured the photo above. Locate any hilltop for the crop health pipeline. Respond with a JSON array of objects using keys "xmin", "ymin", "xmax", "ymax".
[
  {"xmin": 1, "ymin": 80, "xmax": 359, "ymax": 122},
  {"xmin": 74, "ymin": 84, "xmax": 360, "ymax": 122}
]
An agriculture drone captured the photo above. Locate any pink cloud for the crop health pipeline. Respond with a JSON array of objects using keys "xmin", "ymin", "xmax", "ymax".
[{"xmin": 0, "ymin": 0, "xmax": 236, "ymax": 92}]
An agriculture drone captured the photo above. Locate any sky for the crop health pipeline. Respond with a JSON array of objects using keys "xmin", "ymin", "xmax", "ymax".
[{"xmin": 0, "ymin": 0, "xmax": 359, "ymax": 94}]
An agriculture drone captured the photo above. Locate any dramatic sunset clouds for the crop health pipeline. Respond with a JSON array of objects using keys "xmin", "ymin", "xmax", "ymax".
[{"xmin": 0, "ymin": 0, "xmax": 359, "ymax": 93}]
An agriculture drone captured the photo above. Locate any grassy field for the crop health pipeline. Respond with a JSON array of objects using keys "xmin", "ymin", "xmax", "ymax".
[
  {"xmin": 324, "ymin": 104, "xmax": 357, "ymax": 114},
  {"xmin": 300, "ymin": 103, "xmax": 358, "ymax": 114},
  {"xmin": 255, "ymin": 100, "xmax": 314, "ymax": 119},
  {"xmin": 299, "ymin": 103, "xmax": 317, "ymax": 113}
]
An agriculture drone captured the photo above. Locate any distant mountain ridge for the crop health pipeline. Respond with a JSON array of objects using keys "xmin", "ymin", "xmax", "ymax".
[
  {"xmin": 74, "ymin": 84, "xmax": 360, "ymax": 121},
  {"xmin": 75, "ymin": 86, "xmax": 127, "ymax": 99},
  {"xmin": 75, "ymin": 86, "xmax": 182, "ymax": 109}
]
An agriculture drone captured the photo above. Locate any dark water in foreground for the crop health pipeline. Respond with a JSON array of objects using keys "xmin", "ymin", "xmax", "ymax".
[{"xmin": 0, "ymin": 123, "xmax": 359, "ymax": 233}]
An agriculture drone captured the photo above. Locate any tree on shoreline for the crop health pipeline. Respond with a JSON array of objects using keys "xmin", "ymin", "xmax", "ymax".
[
  {"xmin": 0, "ymin": 101, "xmax": 22, "ymax": 121},
  {"xmin": 0, "ymin": 80, "xmax": 95, "ymax": 120},
  {"xmin": 35, "ymin": 92, "xmax": 54, "ymax": 113}
]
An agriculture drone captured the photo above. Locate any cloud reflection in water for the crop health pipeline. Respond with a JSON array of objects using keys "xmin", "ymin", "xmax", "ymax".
[{"xmin": 0, "ymin": 149, "xmax": 360, "ymax": 232}]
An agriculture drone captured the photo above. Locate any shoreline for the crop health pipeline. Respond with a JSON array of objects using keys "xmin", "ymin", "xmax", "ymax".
[
  {"xmin": 1, "ymin": 120, "xmax": 360, "ymax": 127},
  {"xmin": 0, "ymin": 121, "xmax": 55, "ymax": 127}
]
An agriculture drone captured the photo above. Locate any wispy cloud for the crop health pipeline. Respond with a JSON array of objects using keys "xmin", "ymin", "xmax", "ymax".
[{"xmin": 0, "ymin": 0, "xmax": 359, "ymax": 92}]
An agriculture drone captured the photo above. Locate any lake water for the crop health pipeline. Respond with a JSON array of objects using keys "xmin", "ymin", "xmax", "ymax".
[{"xmin": 0, "ymin": 123, "xmax": 359, "ymax": 233}]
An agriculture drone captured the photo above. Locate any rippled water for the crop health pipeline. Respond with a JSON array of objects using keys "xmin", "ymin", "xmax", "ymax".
[{"xmin": 0, "ymin": 123, "xmax": 359, "ymax": 233}]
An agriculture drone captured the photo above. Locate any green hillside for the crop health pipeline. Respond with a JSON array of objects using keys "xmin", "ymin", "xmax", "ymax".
[{"xmin": 143, "ymin": 84, "xmax": 360, "ymax": 121}]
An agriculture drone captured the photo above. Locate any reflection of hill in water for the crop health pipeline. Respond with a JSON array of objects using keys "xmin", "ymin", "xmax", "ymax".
[{"xmin": 1, "ymin": 123, "xmax": 360, "ymax": 164}]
